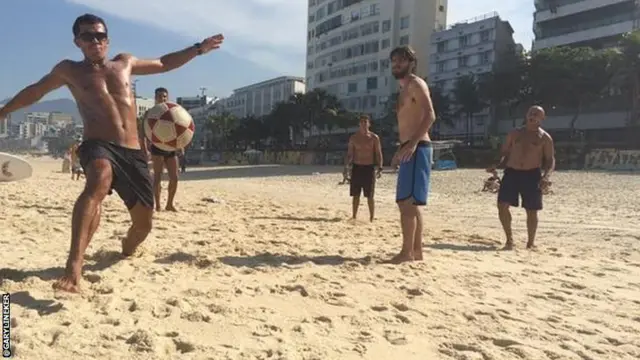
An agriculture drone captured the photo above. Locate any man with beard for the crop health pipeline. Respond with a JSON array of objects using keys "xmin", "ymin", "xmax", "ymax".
[
  {"xmin": 387, "ymin": 46, "xmax": 436, "ymax": 264},
  {"xmin": 0, "ymin": 13, "xmax": 224, "ymax": 292}
]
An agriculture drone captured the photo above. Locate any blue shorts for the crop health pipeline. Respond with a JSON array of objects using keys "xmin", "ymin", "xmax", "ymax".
[{"xmin": 396, "ymin": 141, "xmax": 433, "ymax": 205}]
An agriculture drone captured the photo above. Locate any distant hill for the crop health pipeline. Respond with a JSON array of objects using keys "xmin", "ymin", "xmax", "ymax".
[{"xmin": 0, "ymin": 98, "xmax": 81, "ymax": 124}]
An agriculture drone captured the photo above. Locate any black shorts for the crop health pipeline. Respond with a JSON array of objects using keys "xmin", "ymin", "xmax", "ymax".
[
  {"xmin": 497, "ymin": 167, "xmax": 543, "ymax": 210},
  {"xmin": 78, "ymin": 140, "xmax": 154, "ymax": 210},
  {"xmin": 350, "ymin": 164, "xmax": 376, "ymax": 198},
  {"xmin": 150, "ymin": 145, "xmax": 176, "ymax": 158}
]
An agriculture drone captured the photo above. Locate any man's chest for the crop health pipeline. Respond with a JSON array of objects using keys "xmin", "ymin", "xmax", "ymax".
[{"xmin": 68, "ymin": 64, "xmax": 131, "ymax": 94}]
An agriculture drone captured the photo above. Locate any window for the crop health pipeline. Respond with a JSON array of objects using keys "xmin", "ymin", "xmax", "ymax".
[
  {"xmin": 382, "ymin": 20, "xmax": 391, "ymax": 32},
  {"xmin": 480, "ymin": 30, "xmax": 490, "ymax": 42},
  {"xmin": 370, "ymin": 3, "xmax": 380, "ymax": 15},
  {"xmin": 399, "ymin": 35, "xmax": 409, "ymax": 45},
  {"xmin": 367, "ymin": 77, "xmax": 378, "ymax": 90},
  {"xmin": 380, "ymin": 59, "xmax": 390, "ymax": 69},
  {"xmin": 459, "ymin": 35, "xmax": 470, "ymax": 48},
  {"xmin": 381, "ymin": 38, "xmax": 390, "ymax": 49},
  {"xmin": 348, "ymin": 82, "xmax": 358, "ymax": 93},
  {"xmin": 480, "ymin": 51, "xmax": 491, "ymax": 65},
  {"xmin": 309, "ymin": 15, "xmax": 315, "ymax": 23},
  {"xmin": 400, "ymin": 16, "xmax": 410, "ymax": 30},
  {"xmin": 436, "ymin": 61, "xmax": 445, "ymax": 73},
  {"xmin": 458, "ymin": 56, "xmax": 469, "ymax": 67},
  {"xmin": 437, "ymin": 41, "xmax": 446, "ymax": 53}
]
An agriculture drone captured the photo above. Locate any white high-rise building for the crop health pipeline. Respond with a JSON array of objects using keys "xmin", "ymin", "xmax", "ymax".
[
  {"xmin": 306, "ymin": 0, "xmax": 447, "ymax": 118},
  {"xmin": 429, "ymin": 12, "xmax": 516, "ymax": 138},
  {"xmin": 217, "ymin": 76, "xmax": 306, "ymax": 119},
  {"xmin": 0, "ymin": 106, "xmax": 8, "ymax": 137},
  {"xmin": 25, "ymin": 112, "xmax": 49, "ymax": 124},
  {"xmin": 533, "ymin": 0, "xmax": 640, "ymax": 50},
  {"xmin": 135, "ymin": 97, "xmax": 156, "ymax": 118}
]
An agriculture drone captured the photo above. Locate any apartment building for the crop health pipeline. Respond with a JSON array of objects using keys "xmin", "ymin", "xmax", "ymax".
[
  {"xmin": 25, "ymin": 112, "xmax": 49, "ymax": 124},
  {"xmin": 306, "ymin": 0, "xmax": 447, "ymax": 118},
  {"xmin": 135, "ymin": 97, "xmax": 156, "ymax": 119},
  {"xmin": 216, "ymin": 76, "xmax": 306, "ymax": 119},
  {"xmin": 429, "ymin": 12, "xmax": 516, "ymax": 137},
  {"xmin": 533, "ymin": 0, "xmax": 640, "ymax": 50},
  {"xmin": 176, "ymin": 96, "xmax": 216, "ymax": 111},
  {"xmin": 0, "ymin": 106, "xmax": 8, "ymax": 137},
  {"xmin": 48, "ymin": 112, "xmax": 74, "ymax": 127}
]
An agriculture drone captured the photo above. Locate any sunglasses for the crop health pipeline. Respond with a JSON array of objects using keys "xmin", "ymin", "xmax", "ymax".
[{"xmin": 77, "ymin": 32, "xmax": 108, "ymax": 43}]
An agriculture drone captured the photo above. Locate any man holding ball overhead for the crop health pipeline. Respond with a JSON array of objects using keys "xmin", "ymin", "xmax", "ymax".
[{"xmin": 0, "ymin": 13, "xmax": 224, "ymax": 292}]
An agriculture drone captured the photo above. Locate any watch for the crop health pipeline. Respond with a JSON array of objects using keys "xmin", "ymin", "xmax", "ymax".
[{"xmin": 194, "ymin": 42, "xmax": 203, "ymax": 55}]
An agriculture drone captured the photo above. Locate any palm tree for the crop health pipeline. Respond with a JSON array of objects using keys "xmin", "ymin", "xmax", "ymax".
[
  {"xmin": 207, "ymin": 111, "xmax": 237, "ymax": 150},
  {"xmin": 429, "ymin": 85, "xmax": 453, "ymax": 137},
  {"xmin": 452, "ymin": 75, "xmax": 485, "ymax": 143}
]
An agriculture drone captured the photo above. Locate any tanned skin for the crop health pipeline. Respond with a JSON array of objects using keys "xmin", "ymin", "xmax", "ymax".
[
  {"xmin": 346, "ymin": 115, "xmax": 383, "ymax": 221},
  {"xmin": 0, "ymin": 16, "xmax": 224, "ymax": 292},
  {"xmin": 487, "ymin": 105, "xmax": 555, "ymax": 250},
  {"xmin": 387, "ymin": 53, "xmax": 436, "ymax": 264}
]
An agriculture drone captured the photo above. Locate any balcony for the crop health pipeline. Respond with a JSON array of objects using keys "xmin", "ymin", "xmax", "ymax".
[
  {"xmin": 533, "ymin": 19, "xmax": 634, "ymax": 50},
  {"xmin": 535, "ymin": 0, "xmax": 633, "ymax": 23}
]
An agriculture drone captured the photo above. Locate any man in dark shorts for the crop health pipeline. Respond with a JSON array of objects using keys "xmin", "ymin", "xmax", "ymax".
[
  {"xmin": 487, "ymin": 105, "xmax": 555, "ymax": 250},
  {"xmin": 346, "ymin": 114, "xmax": 383, "ymax": 221},
  {"xmin": 145, "ymin": 87, "xmax": 181, "ymax": 212},
  {"xmin": 0, "ymin": 13, "xmax": 224, "ymax": 292}
]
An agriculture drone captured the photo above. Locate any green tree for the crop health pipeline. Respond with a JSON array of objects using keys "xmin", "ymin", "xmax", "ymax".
[
  {"xmin": 207, "ymin": 111, "xmax": 237, "ymax": 150},
  {"xmin": 478, "ymin": 48, "xmax": 528, "ymax": 136},
  {"xmin": 529, "ymin": 46, "xmax": 619, "ymax": 136},
  {"xmin": 429, "ymin": 85, "xmax": 453, "ymax": 130},
  {"xmin": 451, "ymin": 75, "xmax": 485, "ymax": 142},
  {"xmin": 618, "ymin": 30, "xmax": 640, "ymax": 142}
]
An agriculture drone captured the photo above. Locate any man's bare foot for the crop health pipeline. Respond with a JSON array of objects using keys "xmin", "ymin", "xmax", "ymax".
[
  {"xmin": 155, "ymin": 206, "xmax": 162, "ymax": 212},
  {"xmin": 165, "ymin": 204, "xmax": 177, "ymax": 212},
  {"xmin": 413, "ymin": 250, "xmax": 423, "ymax": 261},
  {"xmin": 526, "ymin": 241, "xmax": 536, "ymax": 250},
  {"xmin": 52, "ymin": 276, "xmax": 81, "ymax": 293},
  {"xmin": 502, "ymin": 241, "xmax": 514, "ymax": 251},
  {"xmin": 384, "ymin": 253, "xmax": 414, "ymax": 264}
]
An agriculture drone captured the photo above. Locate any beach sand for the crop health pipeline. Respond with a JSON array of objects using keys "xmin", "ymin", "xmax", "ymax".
[{"xmin": 1, "ymin": 157, "xmax": 639, "ymax": 360}]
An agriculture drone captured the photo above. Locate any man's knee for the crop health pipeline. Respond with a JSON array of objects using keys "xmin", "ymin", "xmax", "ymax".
[
  {"xmin": 497, "ymin": 202, "xmax": 510, "ymax": 212},
  {"xmin": 525, "ymin": 209, "xmax": 538, "ymax": 218},
  {"xmin": 398, "ymin": 199, "xmax": 417, "ymax": 215}
]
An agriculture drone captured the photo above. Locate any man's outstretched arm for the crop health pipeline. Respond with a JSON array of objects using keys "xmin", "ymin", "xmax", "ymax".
[
  {"xmin": 131, "ymin": 34, "xmax": 224, "ymax": 75},
  {"xmin": 0, "ymin": 62, "xmax": 67, "ymax": 118}
]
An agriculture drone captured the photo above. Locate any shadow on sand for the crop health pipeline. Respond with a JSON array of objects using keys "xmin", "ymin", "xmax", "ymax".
[
  {"xmin": 9, "ymin": 291, "xmax": 64, "ymax": 316},
  {"xmin": 253, "ymin": 215, "xmax": 343, "ymax": 223},
  {"xmin": 219, "ymin": 252, "xmax": 372, "ymax": 268},
  {"xmin": 179, "ymin": 165, "xmax": 341, "ymax": 181},
  {"xmin": 0, "ymin": 251, "xmax": 123, "ymax": 283},
  {"xmin": 427, "ymin": 243, "xmax": 499, "ymax": 252}
]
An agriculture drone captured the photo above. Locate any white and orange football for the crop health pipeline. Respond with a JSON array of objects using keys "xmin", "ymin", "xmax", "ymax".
[{"xmin": 144, "ymin": 102, "xmax": 195, "ymax": 152}]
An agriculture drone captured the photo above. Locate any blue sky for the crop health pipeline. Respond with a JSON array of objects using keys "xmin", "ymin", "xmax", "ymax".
[{"xmin": 0, "ymin": 0, "xmax": 534, "ymax": 102}]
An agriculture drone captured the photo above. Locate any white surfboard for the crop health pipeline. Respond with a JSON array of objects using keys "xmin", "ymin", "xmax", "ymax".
[{"xmin": 0, "ymin": 152, "xmax": 33, "ymax": 182}]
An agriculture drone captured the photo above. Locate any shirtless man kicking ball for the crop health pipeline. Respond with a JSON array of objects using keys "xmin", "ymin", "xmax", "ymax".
[
  {"xmin": 388, "ymin": 46, "xmax": 436, "ymax": 263},
  {"xmin": 487, "ymin": 105, "xmax": 555, "ymax": 250},
  {"xmin": 346, "ymin": 114, "xmax": 383, "ymax": 221},
  {"xmin": 0, "ymin": 14, "xmax": 224, "ymax": 292}
]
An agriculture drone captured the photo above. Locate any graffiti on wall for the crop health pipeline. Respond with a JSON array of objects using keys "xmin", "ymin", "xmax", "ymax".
[
  {"xmin": 218, "ymin": 150, "xmax": 347, "ymax": 166},
  {"xmin": 584, "ymin": 149, "xmax": 640, "ymax": 171}
]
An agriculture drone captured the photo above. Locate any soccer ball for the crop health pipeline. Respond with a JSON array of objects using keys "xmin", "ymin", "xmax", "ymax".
[{"xmin": 143, "ymin": 102, "xmax": 195, "ymax": 152}]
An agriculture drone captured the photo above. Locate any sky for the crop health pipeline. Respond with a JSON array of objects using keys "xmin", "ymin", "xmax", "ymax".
[{"xmin": 0, "ymin": 0, "xmax": 534, "ymax": 102}]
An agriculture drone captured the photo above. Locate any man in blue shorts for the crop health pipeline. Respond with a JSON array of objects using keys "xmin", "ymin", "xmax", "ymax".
[{"xmin": 388, "ymin": 46, "xmax": 436, "ymax": 264}]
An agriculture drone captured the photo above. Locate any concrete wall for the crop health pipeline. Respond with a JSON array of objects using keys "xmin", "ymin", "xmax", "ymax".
[{"xmin": 584, "ymin": 148, "xmax": 640, "ymax": 170}]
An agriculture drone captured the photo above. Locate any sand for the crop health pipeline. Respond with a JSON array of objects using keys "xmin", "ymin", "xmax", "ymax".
[{"xmin": 1, "ymin": 156, "xmax": 639, "ymax": 360}]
